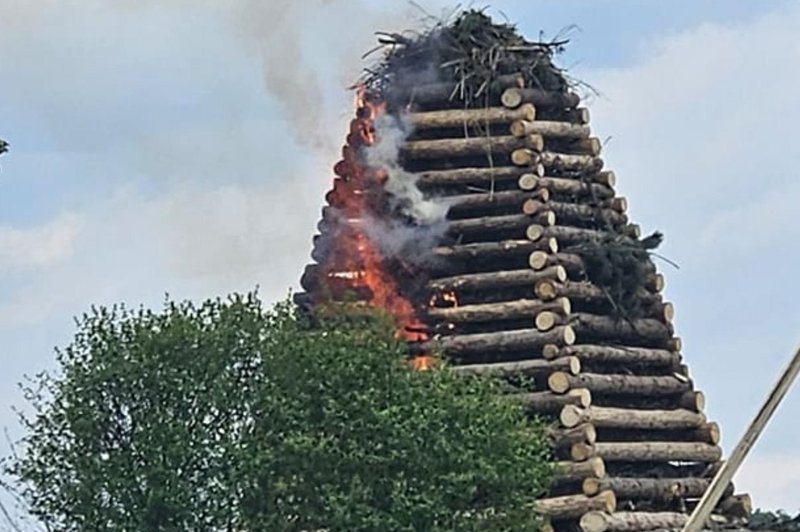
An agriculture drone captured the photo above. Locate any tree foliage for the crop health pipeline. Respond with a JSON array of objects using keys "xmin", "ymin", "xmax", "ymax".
[{"xmin": 5, "ymin": 294, "xmax": 553, "ymax": 531}]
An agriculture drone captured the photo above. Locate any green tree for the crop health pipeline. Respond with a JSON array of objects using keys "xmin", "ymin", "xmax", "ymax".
[{"xmin": 5, "ymin": 294, "xmax": 553, "ymax": 531}]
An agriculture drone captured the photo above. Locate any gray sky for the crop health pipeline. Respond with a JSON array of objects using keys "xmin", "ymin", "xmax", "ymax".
[{"xmin": 1, "ymin": 0, "xmax": 798, "ymax": 520}]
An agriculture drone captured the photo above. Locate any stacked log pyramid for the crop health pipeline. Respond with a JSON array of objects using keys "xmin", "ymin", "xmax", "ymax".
[{"xmin": 298, "ymin": 29, "xmax": 752, "ymax": 532}]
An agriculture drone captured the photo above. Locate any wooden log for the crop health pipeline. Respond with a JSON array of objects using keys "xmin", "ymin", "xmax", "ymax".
[
  {"xmin": 539, "ymin": 151, "xmax": 604, "ymax": 172},
  {"xmin": 569, "ymin": 313, "xmax": 673, "ymax": 345},
  {"xmin": 692, "ymin": 422, "xmax": 722, "ymax": 445},
  {"xmin": 560, "ymin": 405, "xmax": 706, "ymax": 430},
  {"xmin": 387, "ymin": 75, "xmax": 525, "ymax": 106},
  {"xmin": 547, "ymin": 372, "xmax": 692, "ymax": 396},
  {"xmin": 414, "ymin": 166, "xmax": 536, "ymax": 189},
  {"xmin": 534, "ymin": 280, "xmax": 660, "ymax": 307},
  {"xmin": 427, "ymin": 265, "xmax": 567, "ymax": 292},
  {"xmin": 454, "ymin": 356, "xmax": 581, "ymax": 378},
  {"xmin": 402, "ymin": 134, "xmax": 543, "ymax": 160},
  {"xmin": 564, "ymin": 107, "xmax": 591, "ymax": 124},
  {"xmin": 524, "ymin": 199, "xmax": 627, "ymax": 227},
  {"xmin": 502, "ymin": 87, "xmax": 581, "ymax": 109},
  {"xmin": 570, "ymin": 442, "xmax": 597, "ymax": 461},
  {"xmin": 518, "ymin": 174, "xmax": 615, "ymax": 199},
  {"xmin": 562, "ymin": 137, "xmax": 602, "ymax": 156},
  {"xmin": 551, "ymin": 423, "xmax": 598, "ymax": 448},
  {"xmin": 419, "ymin": 326, "xmax": 576, "ymax": 356},
  {"xmin": 428, "ymin": 298, "xmax": 571, "ymax": 323},
  {"xmin": 580, "ymin": 511, "xmax": 692, "ymax": 532},
  {"xmin": 514, "ymin": 389, "xmax": 592, "ymax": 414},
  {"xmin": 446, "ymin": 189, "xmax": 549, "ymax": 215},
  {"xmin": 533, "ymin": 226, "xmax": 627, "ymax": 247},
  {"xmin": 510, "ymin": 119, "xmax": 590, "ymax": 139},
  {"xmin": 543, "ymin": 344, "xmax": 681, "ymax": 368},
  {"xmin": 447, "ymin": 212, "xmax": 555, "ymax": 237},
  {"xmin": 533, "ymin": 491, "xmax": 616, "ymax": 520},
  {"xmin": 679, "ymin": 391, "xmax": 706, "ymax": 413},
  {"xmin": 582, "ymin": 477, "xmax": 718, "ymax": 501},
  {"xmin": 529, "ymin": 251, "xmax": 586, "ymax": 273},
  {"xmin": 406, "ymin": 104, "xmax": 536, "ymax": 130},
  {"xmin": 555, "ymin": 457, "xmax": 606, "ymax": 483},
  {"xmin": 716, "ymin": 494, "xmax": 752, "ymax": 518},
  {"xmin": 433, "ymin": 238, "xmax": 559, "ymax": 262},
  {"xmin": 593, "ymin": 442, "xmax": 722, "ymax": 463}
]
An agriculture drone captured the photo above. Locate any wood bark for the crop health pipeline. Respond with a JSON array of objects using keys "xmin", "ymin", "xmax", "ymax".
[
  {"xmin": 560, "ymin": 137, "xmax": 602, "ymax": 156},
  {"xmin": 406, "ymin": 104, "xmax": 535, "ymax": 130},
  {"xmin": 510, "ymin": 119, "xmax": 590, "ymax": 139},
  {"xmin": 580, "ymin": 511, "xmax": 692, "ymax": 532},
  {"xmin": 582, "ymin": 477, "xmax": 727, "ymax": 501},
  {"xmin": 401, "ymin": 134, "xmax": 543, "ymax": 160},
  {"xmin": 716, "ymin": 494, "xmax": 752, "ymax": 518},
  {"xmin": 554, "ymin": 457, "xmax": 606, "ymax": 483},
  {"xmin": 427, "ymin": 265, "xmax": 566, "ymax": 292},
  {"xmin": 387, "ymin": 75, "xmax": 525, "ymax": 107},
  {"xmin": 551, "ymin": 423, "xmax": 598, "ymax": 448},
  {"xmin": 560, "ymin": 405, "xmax": 707, "ymax": 430},
  {"xmin": 539, "ymin": 151, "xmax": 604, "ymax": 172},
  {"xmin": 534, "ymin": 280, "xmax": 661, "ymax": 308},
  {"xmin": 513, "ymin": 389, "xmax": 591, "ymax": 414},
  {"xmin": 433, "ymin": 238, "xmax": 558, "ymax": 262},
  {"xmin": 593, "ymin": 442, "xmax": 722, "ymax": 463},
  {"xmin": 543, "ymin": 344, "xmax": 681, "ymax": 368},
  {"xmin": 533, "ymin": 491, "xmax": 616, "ymax": 520},
  {"xmin": 547, "ymin": 372, "xmax": 692, "ymax": 396},
  {"xmin": 428, "ymin": 298, "xmax": 570, "ymax": 323},
  {"xmin": 454, "ymin": 356, "xmax": 580, "ymax": 378},
  {"xmin": 502, "ymin": 87, "xmax": 581, "ymax": 109},
  {"xmin": 518, "ymin": 174, "xmax": 615, "ymax": 199},
  {"xmin": 447, "ymin": 212, "xmax": 555, "ymax": 237},
  {"xmin": 529, "ymin": 251, "xmax": 585, "ymax": 273},
  {"xmin": 419, "ymin": 326, "xmax": 576, "ymax": 356},
  {"xmin": 524, "ymin": 199, "xmax": 628, "ymax": 227}
]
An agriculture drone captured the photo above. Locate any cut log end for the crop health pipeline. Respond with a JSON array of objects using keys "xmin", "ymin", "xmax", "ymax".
[
  {"xmin": 536, "ymin": 310, "xmax": 561, "ymax": 332},
  {"xmin": 526, "ymin": 224, "xmax": 545, "ymax": 242},
  {"xmin": 518, "ymin": 173, "xmax": 539, "ymax": 191},
  {"xmin": 561, "ymin": 404, "xmax": 584, "ymax": 428},
  {"xmin": 512, "ymin": 148, "xmax": 536, "ymax": 166},
  {"xmin": 529, "ymin": 250, "xmax": 550, "ymax": 270},
  {"xmin": 535, "ymin": 279, "xmax": 559, "ymax": 301},
  {"xmin": 610, "ymin": 196, "xmax": 628, "ymax": 213},
  {"xmin": 522, "ymin": 198, "xmax": 542, "ymax": 215},
  {"xmin": 501, "ymin": 87, "xmax": 524, "ymax": 109},
  {"xmin": 580, "ymin": 511, "xmax": 609, "ymax": 532},
  {"xmin": 597, "ymin": 170, "xmax": 616, "ymax": 187},
  {"xmin": 549, "ymin": 371, "xmax": 571, "ymax": 394},
  {"xmin": 571, "ymin": 442, "xmax": 595, "ymax": 462},
  {"xmin": 520, "ymin": 103, "xmax": 536, "ymax": 121},
  {"xmin": 542, "ymin": 343, "xmax": 560, "ymax": 359}
]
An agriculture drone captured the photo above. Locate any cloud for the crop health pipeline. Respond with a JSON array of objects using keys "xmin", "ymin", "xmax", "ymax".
[{"xmin": 0, "ymin": 214, "xmax": 82, "ymax": 272}]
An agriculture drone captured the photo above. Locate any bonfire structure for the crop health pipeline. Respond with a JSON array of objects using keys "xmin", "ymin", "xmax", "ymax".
[{"xmin": 297, "ymin": 11, "xmax": 752, "ymax": 532}]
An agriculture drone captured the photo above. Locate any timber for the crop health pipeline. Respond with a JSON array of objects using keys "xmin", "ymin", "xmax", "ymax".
[
  {"xmin": 529, "ymin": 251, "xmax": 586, "ymax": 273},
  {"xmin": 524, "ymin": 199, "xmax": 628, "ymax": 227},
  {"xmin": 580, "ymin": 511, "xmax": 693, "ymax": 532},
  {"xmin": 547, "ymin": 372, "xmax": 692, "ymax": 396},
  {"xmin": 543, "ymin": 344, "xmax": 682, "ymax": 368},
  {"xmin": 446, "ymin": 189, "xmax": 549, "ymax": 215},
  {"xmin": 387, "ymin": 75, "xmax": 525, "ymax": 107},
  {"xmin": 679, "ymin": 391, "xmax": 706, "ymax": 412},
  {"xmin": 406, "ymin": 104, "xmax": 535, "ymax": 130},
  {"xmin": 414, "ymin": 166, "xmax": 532, "ymax": 188},
  {"xmin": 540, "ymin": 151, "xmax": 604, "ymax": 172},
  {"xmin": 533, "ymin": 491, "xmax": 616, "ymax": 520},
  {"xmin": 510, "ymin": 119, "xmax": 590, "ymax": 139},
  {"xmin": 593, "ymin": 441, "xmax": 722, "ymax": 463},
  {"xmin": 427, "ymin": 265, "xmax": 567, "ymax": 292},
  {"xmin": 555, "ymin": 457, "xmax": 606, "ymax": 483},
  {"xmin": 401, "ymin": 134, "xmax": 543, "ymax": 160},
  {"xmin": 502, "ymin": 87, "xmax": 581, "ymax": 109},
  {"xmin": 518, "ymin": 174, "xmax": 615, "ymax": 199},
  {"xmin": 428, "ymin": 298, "xmax": 571, "ymax": 323},
  {"xmin": 550, "ymin": 423, "xmax": 598, "ymax": 448},
  {"xmin": 419, "ymin": 326, "xmax": 576, "ymax": 356},
  {"xmin": 569, "ymin": 313, "xmax": 673, "ymax": 345},
  {"xmin": 534, "ymin": 280, "xmax": 662, "ymax": 308},
  {"xmin": 514, "ymin": 389, "xmax": 592, "ymax": 414},
  {"xmin": 454, "ymin": 356, "xmax": 580, "ymax": 378},
  {"xmin": 582, "ymin": 477, "xmax": 720, "ymax": 501},
  {"xmin": 447, "ymin": 212, "xmax": 555, "ymax": 237},
  {"xmin": 433, "ymin": 238, "xmax": 558, "ymax": 262},
  {"xmin": 561, "ymin": 137, "xmax": 602, "ymax": 156},
  {"xmin": 560, "ymin": 405, "xmax": 706, "ymax": 430}
]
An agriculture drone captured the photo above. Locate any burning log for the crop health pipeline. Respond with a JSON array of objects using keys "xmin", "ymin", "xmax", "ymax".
[
  {"xmin": 453, "ymin": 356, "xmax": 581, "ymax": 377},
  {"xmin": 510, "ymin": 119, "xmax": 590, "ymax": 139},
  {"xmin": 514, "ymin": 389, "xmax": 592, "ymax": 414},
  {"xmin": 401, "ymin": 134, "xmax": 543, "ymax": 160},
  {"xmin": 523, "ymin": 199, "xmax": 628, "ymax": 227},
  {"xmin": 560, "ymin": 406, "xmax": 706, "ymax": 430},
  {"xmin": 433, "ymin": 238, "xmax": 559, "ymax": 262},
  {"xmin": 533, "ymin": 491, "xmax": 616, "ymax": 520},
  {"xmin": 406, "ymin": 104, "xmax": 536, "ymax": 130},
  {"xmin": 446, "ymin": 189, "xmax": 550, "ymax": 216},
  {"xmin": 542, "ymin": 344, "xmax": 682, "ymax": 368},
  {"xmin": 427, "ymin": 265, "xmax": 566, "ymax": 292},
  {"xmin": 593, "ymin": 442, "xmax": 722, "ymax": 463},
  {"xmin": 555, "ymin": 457, "xmax": 606, "ymax": 484},
  {"xmin": 582, "ymin": 477, "xmax": 733, "ymax": 501},
  {"xmin": 502, "ymin": 87, "xmax": 581, "ymax": 109},
  {"xmin": 580, "ymin": 511, "xmax": 695, "ymax": 532},
  {"xmin": 419, "ymin": 326, "xmax": 576, "ymax": 356},
  {"xmin": 447, "ymin": 212, "xmax": 556, "ymax": 237},
  {"xmin": 427, "ymin": 297, "xmax": 571, "ymax": 323},
  {"xmin": 547, "ymin": 372, "xmax": 693, "ymax": 396},
  {"xmin": 518, "ymin": 174, "xmax": 615, "ymax": 200},
  {"xmin": 414, "ymin": 166, "xmax": 538, "ymax": 189}
]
